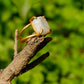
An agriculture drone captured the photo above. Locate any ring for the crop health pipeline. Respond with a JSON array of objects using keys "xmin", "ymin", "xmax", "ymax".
[{"xmin": 18, "ymin": 16, "xmax": 51, "ymax": 43}]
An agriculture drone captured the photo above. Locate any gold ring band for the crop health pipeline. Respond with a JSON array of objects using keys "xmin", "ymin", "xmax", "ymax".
[{"xmin": 18, "ymin": 23, "xmax": 36, "ymax": 43}]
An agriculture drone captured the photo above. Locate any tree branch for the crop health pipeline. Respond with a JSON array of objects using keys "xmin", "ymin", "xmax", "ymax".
[{"xmin": 0, "ymin": 36, "xmax": 52, "ymax": 84}]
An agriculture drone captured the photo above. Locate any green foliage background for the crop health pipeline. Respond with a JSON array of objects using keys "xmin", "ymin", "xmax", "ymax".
[{"xmin": 0, "ymin": 0, "xmax": 84, "ymax": 84}]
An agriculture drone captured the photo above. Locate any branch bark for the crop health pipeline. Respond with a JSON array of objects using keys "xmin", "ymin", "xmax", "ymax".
[{"xmin": 0, "ymin": 36, "xmax": 52, "ymax": 84}]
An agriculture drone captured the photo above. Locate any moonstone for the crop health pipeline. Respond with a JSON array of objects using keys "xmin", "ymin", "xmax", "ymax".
[{"xmin": 32, "ymin": 16, "xmax": 50, "ymax": 35}]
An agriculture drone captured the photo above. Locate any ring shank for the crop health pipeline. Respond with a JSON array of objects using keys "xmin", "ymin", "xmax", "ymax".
[{"xmin": 18, "ymin": 23, "xmax": 32, "ymax": 43}]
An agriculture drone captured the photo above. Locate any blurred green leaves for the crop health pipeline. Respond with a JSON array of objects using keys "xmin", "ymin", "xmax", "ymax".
[
  {"xmin": 0, "ymin": 0, "xmax": 84, "ymax": 84},
  {"xmin": 12, "ymin": 0, "xmax": 31, "ymax": 19},
  {"xmin": 12, "ymin": 0, "xmax": 41, "ymax": 19},
  {"xmin": 1, "ymin": 10, "xmax": 12, "ymax": 22}
]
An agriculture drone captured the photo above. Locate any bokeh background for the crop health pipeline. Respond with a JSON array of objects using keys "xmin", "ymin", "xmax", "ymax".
[{"xmin": 0, "ymin": 0, "xmax": 84, "ymax": 84}]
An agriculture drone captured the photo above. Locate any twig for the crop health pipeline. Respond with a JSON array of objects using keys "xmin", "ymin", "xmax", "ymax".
[
  {"xmin": 26, "ymin": 52, "xmax": 49, "ymax": 71},
  {"xmin": 14, "ymin": 29, "xmax": 18, "ymax": 58},
  {"xmin": 17, "ymin": 52, "xmax": 49, "ymax": 75}
]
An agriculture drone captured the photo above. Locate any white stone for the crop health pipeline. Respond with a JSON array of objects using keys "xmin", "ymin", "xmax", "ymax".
[{"xmin": 32, "ymin": 16, "xmax": 50, "ymax": 35}]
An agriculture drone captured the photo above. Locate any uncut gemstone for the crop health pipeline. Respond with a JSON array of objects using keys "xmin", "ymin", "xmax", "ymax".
[{"xmin": 32, "ymin": 16, "xmax": 50, "ymax": 35}]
